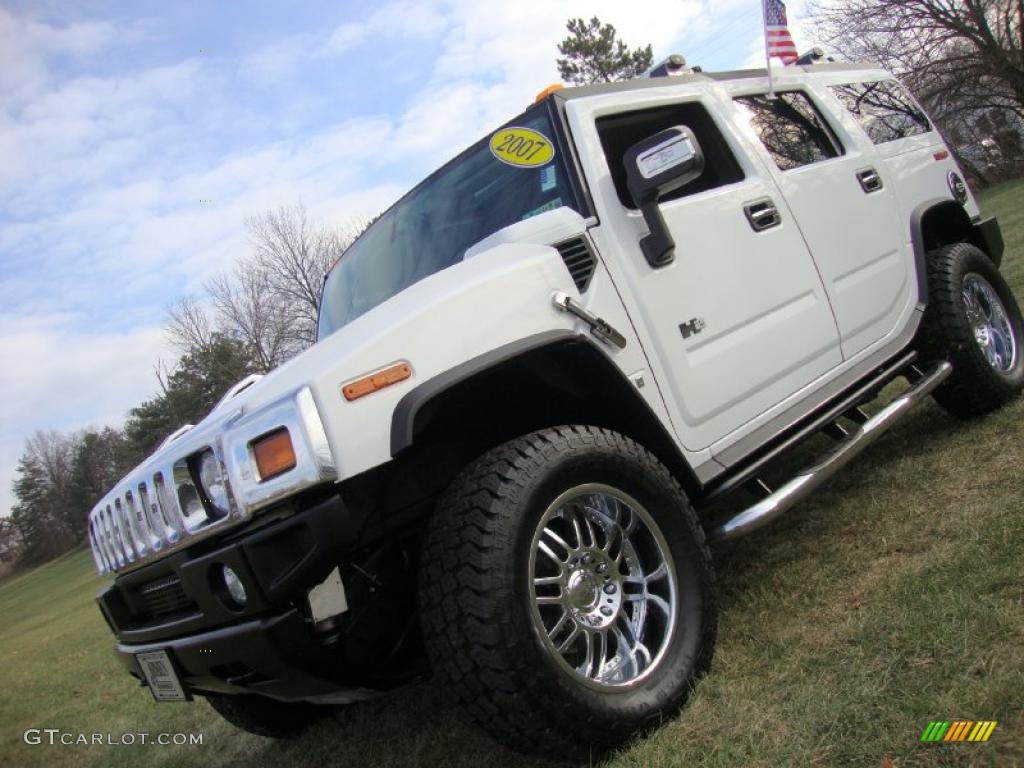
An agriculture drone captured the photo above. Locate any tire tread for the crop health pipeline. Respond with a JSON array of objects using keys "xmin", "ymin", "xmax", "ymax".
[{"xmin": 418, "ymin": 426, "xmax": 715, "ymax": 757}]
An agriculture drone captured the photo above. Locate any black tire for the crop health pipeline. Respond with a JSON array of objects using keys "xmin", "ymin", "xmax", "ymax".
[
  {"xmin": 418, "ymin": 426, "xmax": 716, "ymax": 759},
  {"xmin": 206, "ymin": 693, "xmax": 323, "ymax": 738},
  {"xmin": 919, "ymin": 242, "xmax": 1024, "ymax": 417}
]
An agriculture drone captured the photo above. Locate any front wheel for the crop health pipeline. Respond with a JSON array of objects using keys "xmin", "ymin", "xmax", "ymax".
[
  {"xmin": 418, "ymin": 426, "xmax": 716, "ymax": 758},
  {"xmin": 919, "ymin": 242, "xmax": 1024, "ymax": 417}
]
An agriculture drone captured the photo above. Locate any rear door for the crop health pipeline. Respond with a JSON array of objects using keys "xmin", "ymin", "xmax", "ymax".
[
  {"xmin": 730, "ymin": 86, "xmax": 917, "ymax": 359},
  {"xmin": 566, "ymin": 89, "xmax": 842, "ymax": 452}
]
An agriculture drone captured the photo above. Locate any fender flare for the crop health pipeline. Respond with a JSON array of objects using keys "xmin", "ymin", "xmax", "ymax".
[
  {"xmin": 910, "ymin": 199, "xmax": 1003, "ymax": 306},
  {"xmin": 387, "ymin": 329, "xmax": 703, "ymax": 497},
  {"xmin": 389, "ymin": 330, "xmax": 576, "ymax": 456}
]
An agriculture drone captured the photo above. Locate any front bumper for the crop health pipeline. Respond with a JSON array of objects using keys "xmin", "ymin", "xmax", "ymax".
[
  {"xmin": 114, "ymin": 608, "xmax": 365, "ymax": 701},
  {"xmin": 98, "ymin": 493, "xmax": 383, "ymax": 700}
]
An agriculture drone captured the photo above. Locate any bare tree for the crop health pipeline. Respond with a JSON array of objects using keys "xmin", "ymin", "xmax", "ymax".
[
  {"xmin": 246, "ymin": 203, "xmax": 368, "ymax": 348},
  {"xmin": 167, "ymin": 203, "xmax": 368, "ymax": 373},
  {"xmin": 166, "ymin": 295, "xmax": 214, "ymax": 356},
  {"xmin": 811, "ymin": 0, "xmax": 1024, "ymax": 182},
  {"xmin": 204, "ymin": 269, "xmax": 295, "ymax": 373},
  {"xmin": 813, "ymin": 1, "xmax": 1023, "ymax": 106}
]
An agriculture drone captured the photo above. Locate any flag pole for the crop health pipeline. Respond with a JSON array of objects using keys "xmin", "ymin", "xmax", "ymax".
[{"xmin": 762, "ymin": 0, "xmax": 776, "ymax": 99}]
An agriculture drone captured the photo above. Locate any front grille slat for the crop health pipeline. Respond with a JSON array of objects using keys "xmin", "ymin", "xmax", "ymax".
[{"xmin": 555, "ymin": 237, "xmax": 597, "ymax": 292}]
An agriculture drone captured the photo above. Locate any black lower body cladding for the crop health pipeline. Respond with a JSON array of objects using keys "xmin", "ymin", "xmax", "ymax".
[{"xmin": 99, "ymin": 493, "xmax": 416, "ymax": 700}]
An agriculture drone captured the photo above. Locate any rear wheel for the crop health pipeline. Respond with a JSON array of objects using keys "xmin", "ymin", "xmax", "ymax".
[
  {"xmin": 920, "ymin": 242, "xmax": 1024, "ymax": 417},
  {"xmin": 418, "ymin": 426, "xmax": 716, "ymax": 758},
  {"xmin": 206, "ymin": 693, "xmax": 324, "ymax": 738}
]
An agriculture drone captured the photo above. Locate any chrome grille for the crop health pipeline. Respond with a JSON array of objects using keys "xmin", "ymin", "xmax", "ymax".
[
  {"xmin": 87, "ymin": 385, "xmax": 337, "ymax": 576},
  {"xmin": 89, "ymin": 461, "xmax": 218, "ymax": 574},
  {"xmin": 555, "ymin": 236, "xmax": 597, "ymax": 292}
]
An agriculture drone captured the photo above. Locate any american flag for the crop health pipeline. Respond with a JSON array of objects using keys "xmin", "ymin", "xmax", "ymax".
[{"xmin": 764, "ymin": 0, "xmax": 799, "ymax": 65}]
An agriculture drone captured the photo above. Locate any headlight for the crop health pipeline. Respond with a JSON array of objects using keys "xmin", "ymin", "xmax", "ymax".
[
  {"xmin": 197, "ymin": 449, "xmax": 230, "ymax": 517},
  {"xmin": 174, "ymin": 459, "xmax": 205, "ymax": 530}
]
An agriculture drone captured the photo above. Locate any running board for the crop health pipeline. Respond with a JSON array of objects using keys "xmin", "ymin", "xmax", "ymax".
[{"xmin": 708, "ymin": 361, "xmax": 952, "ymax": 542}]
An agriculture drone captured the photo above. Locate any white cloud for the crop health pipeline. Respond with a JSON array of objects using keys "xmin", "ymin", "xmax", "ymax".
[
  {"xmin": 1, "ymin": 0, "xmax": 780, "ymax": 522},
  {"xmin": 0, "ymin": 316, "xmax": 172, "ymax": 516}
]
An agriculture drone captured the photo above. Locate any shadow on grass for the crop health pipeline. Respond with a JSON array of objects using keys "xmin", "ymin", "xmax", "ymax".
[{"xmin": 216, "ymin": 684, "xmax": 570, "ymax": 768}]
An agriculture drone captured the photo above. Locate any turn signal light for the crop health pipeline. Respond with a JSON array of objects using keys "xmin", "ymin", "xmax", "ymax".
[
  {"xmin": 342, "ymin": 362, "xmax": 412, "ymax": 401},
  {"xmin": 251, "ymin": 428, "xmax": 296, "ymax": 480}
]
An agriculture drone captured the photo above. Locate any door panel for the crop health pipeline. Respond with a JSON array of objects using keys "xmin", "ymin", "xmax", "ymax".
[
  {"xmin": 627, "ymin": 181, "xmax": 842, "ymax": 450},
  {"xmin": 769, "ymin": 157, "xmax": 912, "ymax": 357},
  {"xmin": 732, "ymin": 87, "xmax": 916, "ymax": 358},
  {"xmin": 569, "ymin": 94, "xmax": 842, "ymax": 452}
]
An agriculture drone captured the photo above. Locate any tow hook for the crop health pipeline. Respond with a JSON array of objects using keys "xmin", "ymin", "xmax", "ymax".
[{"xmin": 552, "ymin": 291, "xmax": 627, "ymax": 350}]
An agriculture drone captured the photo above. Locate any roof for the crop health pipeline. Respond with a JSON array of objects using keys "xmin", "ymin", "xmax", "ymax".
[{"xmin": 550, "ymin": 61, "xmax": 883, "ymax": 104}]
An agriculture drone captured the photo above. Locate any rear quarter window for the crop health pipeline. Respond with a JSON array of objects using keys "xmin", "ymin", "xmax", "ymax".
[{"xmin": 830, "ymin": 80, "xmax": 932, "ymax": 144}]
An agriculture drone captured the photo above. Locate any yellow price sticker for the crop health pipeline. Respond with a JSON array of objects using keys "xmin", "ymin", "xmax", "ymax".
[{"xmin": 489, "ymin": 127, "xmax": 555, "ymax": 168}]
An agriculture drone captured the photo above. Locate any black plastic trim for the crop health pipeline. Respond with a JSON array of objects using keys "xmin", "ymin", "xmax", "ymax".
[
  {"xmin": 972, "ymin": 216, "xmax": 1004, "ymax": 268},
  {"xmin": 389, "ymin": 330, "xmax": 578, "ymax": 456},
  {"xmin": 98, "ymin": 494, "xmax": 355, "ymax": 645},
  {"xmin": 909, "ymin": 197, "xmax": 955, "ymax": 307},
  {"xmin": 114, "ymin": 609, "xmax": 364, "ymax": 700}
]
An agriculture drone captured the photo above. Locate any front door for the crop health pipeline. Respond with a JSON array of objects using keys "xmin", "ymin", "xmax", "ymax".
[{"xmin": 569, "ymin": 93, "xmax": 842, "ymax": 452}]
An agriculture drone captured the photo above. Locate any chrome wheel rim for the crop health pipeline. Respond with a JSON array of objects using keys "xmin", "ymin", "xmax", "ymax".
[
  {"xmin": 963, "ymin": 273, "xmax": 1018, "ymax": 373},
  {"xmin": 528, "ymin": 484, "xmax": 677, "ymax": 690}
]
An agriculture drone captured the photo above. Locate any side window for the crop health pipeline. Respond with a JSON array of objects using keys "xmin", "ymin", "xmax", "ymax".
[
  {"xmin": 734, "ymin": 91, "xmax": 843, "ymax": 171},
  {"xmin": 597, "ymin": 102, "xmax": 745, "ymax": 208},
  {"xmin": 830, "ymin": 80, "xmax": 932, "ymax": 144}
]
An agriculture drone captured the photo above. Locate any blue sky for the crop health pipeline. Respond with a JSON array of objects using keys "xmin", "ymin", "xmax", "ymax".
[{"xmin": 0, "ymin": 0, "xmax": 812, "ymax": 516}]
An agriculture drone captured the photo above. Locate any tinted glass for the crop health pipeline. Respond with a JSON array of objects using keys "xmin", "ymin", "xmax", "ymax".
[
  {"xmin": 830, "ymin": 80, "xmax": 932, "ymax": 144},
  {"xmin": 597, "ymin": 101, "xmax": 745, "ymax": 208},
  {"xmin": 317, "ymin": 105, "xmax": 578, "ymax": 339},
  {"xmin": 735, "ymin": 91, "xmax": 842, "ymax": 171}
]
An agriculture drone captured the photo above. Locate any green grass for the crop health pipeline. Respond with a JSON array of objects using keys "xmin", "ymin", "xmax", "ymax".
[{"xmin": 3, "ymin": 183, "xmax": 1024, "ymax": 768}]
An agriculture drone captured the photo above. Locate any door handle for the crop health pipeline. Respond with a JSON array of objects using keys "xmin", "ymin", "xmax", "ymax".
[
  {"xmin": 857, "ymin": 167, "xmax": 884, "ymax": 193},
  {"xmin": 744, "ymin": 199, "xmax": 781, "ymax": 232}
]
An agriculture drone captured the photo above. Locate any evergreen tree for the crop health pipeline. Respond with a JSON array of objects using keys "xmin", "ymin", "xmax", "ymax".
[
  {"xmin": 124, "ymin": 333, "xmax": 256, "ymax": 457},
  {"xmin": 557, "ymin": 17, "xmax": 653, "ymax": 85}
]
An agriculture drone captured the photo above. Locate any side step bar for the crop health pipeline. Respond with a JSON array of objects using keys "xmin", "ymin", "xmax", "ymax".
[{"xmin": 708, "ymin": 361, "xmax": 952, "ymax": 542}]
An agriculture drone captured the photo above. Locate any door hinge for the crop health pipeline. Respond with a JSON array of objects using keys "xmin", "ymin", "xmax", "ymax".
[{"xmin": 552, "ymin": 291, "xmax": 627, "ymax": 349}]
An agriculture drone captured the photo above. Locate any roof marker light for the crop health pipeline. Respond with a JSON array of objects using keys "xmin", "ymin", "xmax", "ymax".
[{"xmin": 535, "ymin": 84, "xmax": 564, "ymax": 103}]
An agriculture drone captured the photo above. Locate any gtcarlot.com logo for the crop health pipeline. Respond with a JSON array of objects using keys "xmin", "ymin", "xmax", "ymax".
[{"xmin": 24, "ymin": 729, "xmax": 204, "ymax": 746}]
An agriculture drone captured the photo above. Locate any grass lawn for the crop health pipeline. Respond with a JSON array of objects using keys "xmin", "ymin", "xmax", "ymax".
[{"xmin": 2, "ymin": 182, "xmax": 1023, "ymax": 768}]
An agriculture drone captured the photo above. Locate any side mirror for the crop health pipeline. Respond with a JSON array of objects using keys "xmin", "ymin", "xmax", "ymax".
[{"xmin": 624, "ymin": 126, "xmax": 705, "ymax": 267}]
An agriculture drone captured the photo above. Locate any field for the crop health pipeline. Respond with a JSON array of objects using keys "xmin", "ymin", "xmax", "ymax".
[{"xmin": 2, "ymin": 181, "xmax": 1023, "ymax": 768}]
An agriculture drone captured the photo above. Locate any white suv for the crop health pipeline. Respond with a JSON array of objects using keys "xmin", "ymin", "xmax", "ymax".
[{"xmin": 87, "ymin": 62, "xmax": 1020, "ymax": 757}]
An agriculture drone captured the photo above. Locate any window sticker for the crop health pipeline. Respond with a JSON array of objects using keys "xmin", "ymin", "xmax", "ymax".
[
  {"xmin": 540, "ymin": 164, "xmax": 557, "ymax": 192},
  {"xmin": 490, "ymin": 126, "xmax": 555, "ymax": 168},
  {"xmin": 522, "ymin": 197, "xmax": 562, "ymax": 220}
]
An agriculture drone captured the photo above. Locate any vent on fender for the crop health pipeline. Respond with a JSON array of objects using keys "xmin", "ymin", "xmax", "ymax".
[{"xmin": 555, "ymin": 237, "xmax": 597, "ymax": 292}]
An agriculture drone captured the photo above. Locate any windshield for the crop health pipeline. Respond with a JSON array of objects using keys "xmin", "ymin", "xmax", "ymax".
[{"xmin": 317, "ymin": 103, "xmax": 580, "ymax": 339}]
